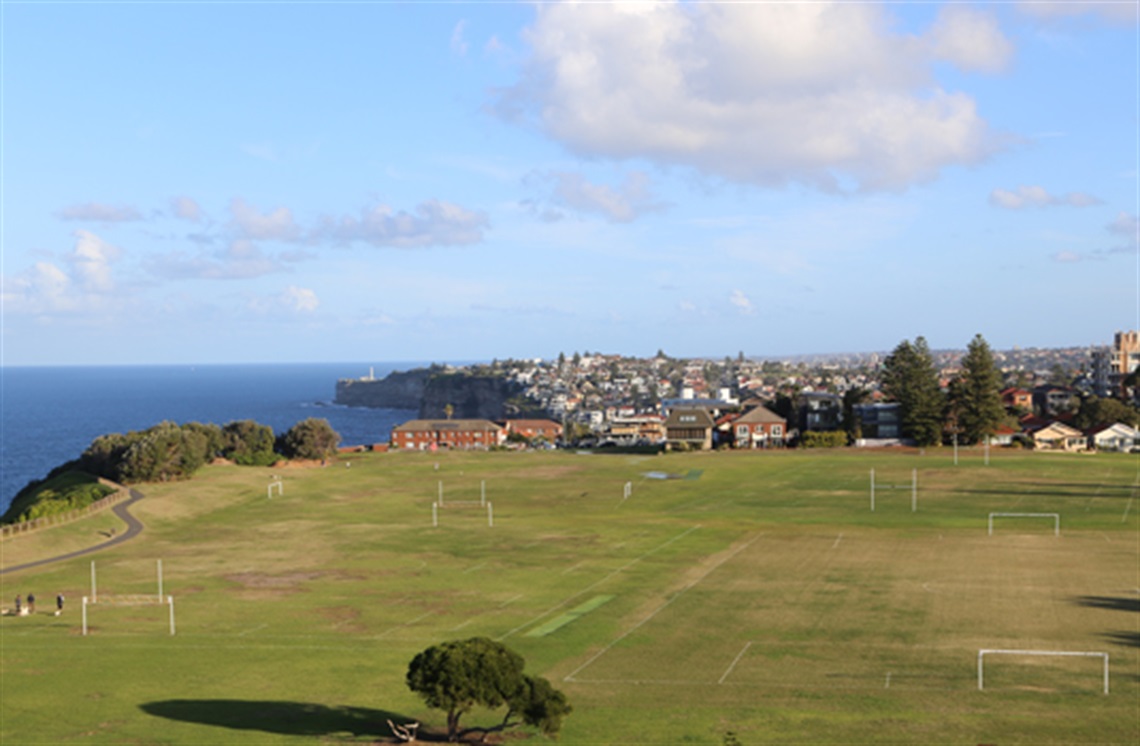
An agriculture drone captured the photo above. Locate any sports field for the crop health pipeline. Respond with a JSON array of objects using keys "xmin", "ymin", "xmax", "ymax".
[{"xmin": 1, "ymin": 448, "xmax": 1137, "ymax": 744}]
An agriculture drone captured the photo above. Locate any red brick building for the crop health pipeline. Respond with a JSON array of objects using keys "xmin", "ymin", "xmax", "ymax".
[
  {"xmin": 502, "ymin": 419, "xmax": 563, "ymax": 442},
  {"xmin": 730, "ymin": 405, "xmax": 786, "ymax": 448},
  {"xmin": 390, "ymin": 419, "xmax": 505, "ymax": 450}
]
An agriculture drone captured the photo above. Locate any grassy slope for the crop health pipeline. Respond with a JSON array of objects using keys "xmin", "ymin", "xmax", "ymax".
[{"xmin": 0, "ymin": 448, "xmax": 1136, "ymax": 744}]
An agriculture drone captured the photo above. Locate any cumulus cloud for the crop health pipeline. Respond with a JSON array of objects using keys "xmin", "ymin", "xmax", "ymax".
[
  {"xmin": 248, "ymin": 285, "xmax": 320, "ymax": 315},
  {"xmin": 229, "ymin": 198, "xmax": 302, "ymax": 242},
  {"xmin": 313, "ymin": 200, "xmax": 488, "ymax": 248},
  {"xmin": 729, "ymin": 289, "xmax": 754, "ymax": 315},
  {"xmin": 170, "ymin": 196, "xmax": 203, "ymax": 222},
  {"xmin": 57, "ymin": 202, "xmax": 142, "ymax": 222},
  {"xmin": 989, "ymin": 185, "xmax": 1103, "ymax": 209},
  {"xmin": 496, "ymin": 2, "xmax": 1010, "ymax": 192},
  {"xmin": 1018, "ymin": 1, "xmax": 1138, "ymax": 24},
  {"xmin": 927, "ymin": 5, "xmax": 1014, "ymax": 73},
  {"xmin": 2, "ymin": 231, "xmax": 124, "ymax": 315},
  {"xmin": 543, "ymin": 171, "xmax": 666, "ymax": 223}
]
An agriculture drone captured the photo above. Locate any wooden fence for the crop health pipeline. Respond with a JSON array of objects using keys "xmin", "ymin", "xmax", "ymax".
[{"xmin": 0, "ymin": 480, "xmax": 130, "ymax": 540}]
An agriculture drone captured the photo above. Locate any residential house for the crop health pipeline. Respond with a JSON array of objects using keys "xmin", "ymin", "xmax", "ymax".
[
  {"xmin": 730, "ymin": 405, "xmax": 787, "ymax": 448},
  {"xmin": 852, "ymin": 402, "xmax": 901, "ymax": 439},
  {"xmin": 999, "ymin": 387, "xmax": 1033, "ymax": 413},
  {"xmin": 391, "ymin": 419, "xmax": 505, "ymax": 451},
  {"xmin": 665, "ymin": 407, "xmax": 715, "ymax": 450},
  {"xmin": 1032, "ymin": 385, "xmax": 1077, "ymax": 417},
  {"xmin": 502, "ymin": 419, "xmax": 563, "ymax": 443},
  {"xmin": 1085, "ymin": 422, "xmax": 1139, "ymax": 452},
  {"xmin": 1026, "ymin": 421, "xmax": 1086, "ymax": 451},
  {"xmin": 798, "ymin": 392, "xmax": 842, "ymax": 432}
]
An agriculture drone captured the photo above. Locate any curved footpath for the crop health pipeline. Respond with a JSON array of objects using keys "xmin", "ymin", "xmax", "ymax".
[{"xmin": 0, "ymin": 489, "xmax": 145, "ymax": 576}]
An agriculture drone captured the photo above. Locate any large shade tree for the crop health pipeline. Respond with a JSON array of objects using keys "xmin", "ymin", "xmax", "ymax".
[
  {"xmin": 956, "ymin": 334, "xmax": 1006, "ymax": 444},
  {"xmin": 405, "ymin": 637, "xmax": 571, "ymax": 742},
  {"xmin": 276, "ymin": 417, "xmax": 341, "ymax": 460},
  {"xmin": 881, "ymin": 336, "xmax": 944, "ymax": 447}
]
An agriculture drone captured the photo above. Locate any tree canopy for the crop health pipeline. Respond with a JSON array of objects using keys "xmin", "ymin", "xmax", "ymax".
[
  {"xmin": 276, "ymin": 418, "xmax": 341, "ymax": 460},
  {"xmin": 881, "ymin": 337, "xmax": 944, "ymax": 447},
  {"xmin": 405, "ymin": 637, "xmax": 571, "ymax": 742},
  {"xmin": 956, "ymin": 334, "xmax": 1006, "ymax": 444}
]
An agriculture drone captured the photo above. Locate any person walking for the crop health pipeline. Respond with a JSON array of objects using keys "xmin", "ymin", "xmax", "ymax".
[
  {"xmin": 56, "ymin": 593, "xmax": 65, "ymax": 615},
  {"xmin": 27, "ymin": 593, "xmax": 35, "ymax": 614},
  {"xmin": 14, "ymin": 595, "xmax": 21, "ymax": 616}
]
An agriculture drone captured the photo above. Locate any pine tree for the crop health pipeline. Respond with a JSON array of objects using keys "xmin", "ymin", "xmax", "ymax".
[
  {"xmin": 881, "ymin": 337, "xmax": 944, "ymax": 446},
  {"xmin": 957, "ymin": 334, "xmax": 1005, "ymax": 444}
]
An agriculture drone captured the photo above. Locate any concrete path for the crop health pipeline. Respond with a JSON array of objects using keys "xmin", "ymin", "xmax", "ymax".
[{"xmin": 0, "ymin": 489, "xmax": 145, "ymax": 576}]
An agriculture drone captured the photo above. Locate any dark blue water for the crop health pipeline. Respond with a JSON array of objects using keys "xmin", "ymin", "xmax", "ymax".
[{"xmin": 0, "ymin": 362, "xmax": 422, "ymax": 513}]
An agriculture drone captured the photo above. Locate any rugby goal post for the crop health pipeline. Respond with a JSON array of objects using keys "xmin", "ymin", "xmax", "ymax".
[
  {"xmin": 870, "ymin": 468, "xmax": 917, "ymax": 512},
  {"xmin": 268, "ymin": 479, "xmax": 283, "ymax": 499},
  {"xmin": 978, "ymin": 649, "xmax": 1109, "ymax": 694},
  {"xmin": 988, "ymin": 512, "xmax": 1060, "ymax": 536},
  {"xmin": 82, "ymin": 594, "xmax": 175, "ymax": 636}
]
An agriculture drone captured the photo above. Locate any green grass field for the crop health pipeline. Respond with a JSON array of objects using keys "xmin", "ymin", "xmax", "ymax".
[{"xmin": 2, "ymin": 448, "xmax": 1137, "ymax": 744}]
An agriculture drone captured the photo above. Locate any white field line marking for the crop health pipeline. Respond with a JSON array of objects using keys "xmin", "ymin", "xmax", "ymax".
[
  {"xmin": 498, "ymin": 594, "xmax": 524, "ymax": 608},
  {"xmin": 464, "ymin": 561, "xmax": 488, "ymax": 574},
  {"xmin": 885, "ymin": 672, "xmax": 891, "ymax": 689},
  {"xmin": 377, "ymin": 611, "xmax": 433, "ymax": 638},
  {"xmin": 449, "ymin": 595, "xmax": 523, "ymax": 631},
  {"xmin": 562, "ymin": 561, "xmax": 586, "ymax": 575},
  {"xmin": 831, "ymin": 533, "xmax": 843, "ymax": 550},
  {"xmin": 1101, "ymin": 533, "xmax": 1112, "ymax": 543},
  {"xmin": 1123, "ymin": 496, "xmax": 1134, "ymax": 523},
  {"xmin": 497, "ymin": 526, "xmax": 701, "ymax": 641},
  {"xmin": 718, "ymin": 641, "xmax": 753, "ymax": 684},
  {"xmin": 449, "ymin": 619, "xmax": 474, "ymax": 632},
  {"xmin": 563, "ymin": 533, "xmax": 760, "ymax": 682}
]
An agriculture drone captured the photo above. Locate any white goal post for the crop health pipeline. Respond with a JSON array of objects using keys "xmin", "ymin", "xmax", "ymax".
[
  {"xmin": 870, "ymin": 468, "xmax": 917, "ymax": 512},
  {"xmin": 988, "ymin": 512, "xmax": 1060, "ymax": 536},
  {"xmin": 268, "ymin": 479, "xmax": 283, "ymax": 499},
  {"xmin": 978, "ymin": 649, "xmax": 1108, "ymax": 694}
]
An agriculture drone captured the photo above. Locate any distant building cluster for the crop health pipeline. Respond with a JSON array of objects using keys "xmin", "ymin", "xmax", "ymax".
[{"xmin": 379, "ymin": 332, "xmax": 1140, "ymax": 453}]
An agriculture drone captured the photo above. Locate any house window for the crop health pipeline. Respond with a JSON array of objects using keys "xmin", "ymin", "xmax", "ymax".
[
  {"xmin": 737, "ymin": 425, "xmax": 749, "ymax": 436},
  {"xmin": 773, "ymin": 425, "xmax": 782, "ymax": 436}
]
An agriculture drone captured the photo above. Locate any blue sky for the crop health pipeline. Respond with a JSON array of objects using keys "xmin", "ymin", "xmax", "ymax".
[{"xmin": 2, "ymin": 1, "xmax": 1137, "ymax": 365}]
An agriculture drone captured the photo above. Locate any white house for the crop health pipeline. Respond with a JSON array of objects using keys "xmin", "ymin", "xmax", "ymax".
[{"xmin": 1086, "ymin": 422, "xmax": 1139, "ymax": 452}]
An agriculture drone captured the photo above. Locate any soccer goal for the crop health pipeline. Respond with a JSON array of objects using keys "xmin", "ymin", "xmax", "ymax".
[
  {"xmin": 978, "ymin": 649, "xmax": 1109, "ymax": 694},
  {"xmin": 870, "ymin": 468, "xmax": 917, "ymax": 512},
  {"xmin": 988, "ymin": 512, "xmax": 1060, "ymax": 536}
]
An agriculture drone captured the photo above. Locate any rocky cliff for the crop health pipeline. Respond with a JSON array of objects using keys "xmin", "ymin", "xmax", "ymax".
[
  {"xmin": 335, "ymin": 367, "xmax": 546, "ymax": 420},
  {"xmin": 335, "ymin": 368, "xmax": 431, "ymax": 410}
]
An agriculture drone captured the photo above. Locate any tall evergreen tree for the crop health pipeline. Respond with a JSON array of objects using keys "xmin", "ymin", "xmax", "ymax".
[
  {"xmin": 957, "ymin": 334, "xmax": 1005, "ymax": 444},
  {"xmin": 881, "ymin": 337, "xmax": 944, "ymax": 446}
]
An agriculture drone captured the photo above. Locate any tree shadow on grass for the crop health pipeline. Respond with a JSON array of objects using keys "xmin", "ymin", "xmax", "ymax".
[
  {"xmin": 1100, "ymin": 631, "xmax": 1140, "ymax": 649},
  {"xmin": 140, "ymin": 700, "xmax": 435, "ymax": 741},
  {"xmin": 1072, "ymin": 596, "xmax": 1140, "ymax": 613}
]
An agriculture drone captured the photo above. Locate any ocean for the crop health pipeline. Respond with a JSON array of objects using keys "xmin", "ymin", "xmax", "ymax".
[{"xmin": 0, "ymin": 362, "xmax": 422, "ymax": 515}]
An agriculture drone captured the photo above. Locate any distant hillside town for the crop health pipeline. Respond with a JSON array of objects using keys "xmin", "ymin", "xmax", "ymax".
[{"xmin": 336, "ymin": 332, "xmax": 1140, "ymax": 454}]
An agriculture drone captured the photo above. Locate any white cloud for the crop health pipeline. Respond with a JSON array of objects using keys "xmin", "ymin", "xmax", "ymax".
[
  {"xmin": 729, "ymin": 289, "xmax": 754, "ymax": 315},
  {"xmin": 170, "ymin": 196, "xmax": 203, "ymax": 222},
  {"xmin": 313, "ymin": 200, "xmax": 488, "ymax": 248},
  {"xmin": 57, "ymin": 202, "xmax": 142, "ymax": 222},
  {"xmin": 927, "ymin": 5, "xmax": 1013, "ymax": 73},
  {"xmin": 545, "ymin": 171, "xmax": 665, "ymax": 223},
  {"xmin": 2, "ymin": 231, "xmax": 124, "ymax": 314},
  {"xmin": 247, "ymin": 285, "xmax": 320, "ymax": 315},
  {"xmin": 69, "ymin": 230, "xmax": 123, "ymax": 293},
  {"xmin": 1018, "ymin": 1, "xmax": 1138, "ymax": 25},
  {"xmin": 230, "ymin": 198, "xmax": 302, "ymax": 242},
  {"xmin": 1052, "ymin": 250, "xmax": 1082, "ymax": 262},
  {"xmin": 280, "ymin": 285, "xmax": 319, "ymax": 313},
  {"xmin": 989, "ymin": 185, "xmax": 1102, "ymax": 209},
  {"xmin": 451, "ymin": 20, "xmax": 469, "ymax": 57},
  {"xmin": 498, "ymin": 2, "xmax": 1010, "ymax": 192}
]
